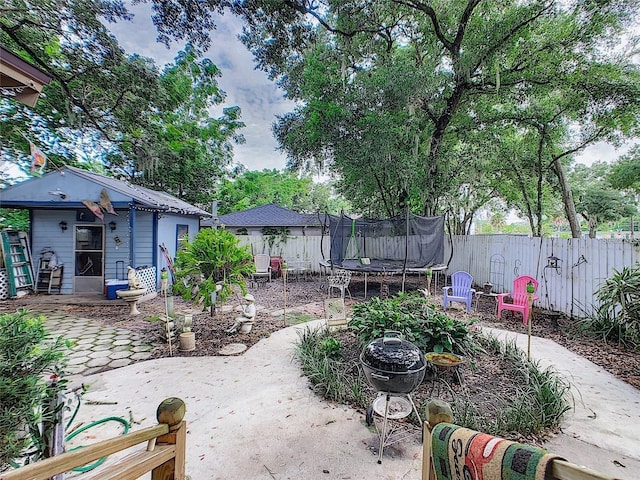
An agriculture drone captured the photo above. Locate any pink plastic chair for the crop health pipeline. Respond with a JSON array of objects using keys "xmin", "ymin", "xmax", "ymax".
[
  {"xmin": 442, "ymin": 271, "xmax": 475, "ymax": 313},
  {"xmin": 497, "ymin": 275, "xmax": 539, "ymax": 324}
]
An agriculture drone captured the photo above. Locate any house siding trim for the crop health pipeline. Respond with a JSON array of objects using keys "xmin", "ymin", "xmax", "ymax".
[
  {"xmin": 130, "ymin": 206, "xmax": 136, "ymax": 267},
  {"xmin": 152, "ymin": 212, "xmax": 159, "ymax": 273}
]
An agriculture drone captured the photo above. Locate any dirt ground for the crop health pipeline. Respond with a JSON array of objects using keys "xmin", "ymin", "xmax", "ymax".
[
  {"xmin": 35, "ymin": 273, "xmax": 638, "ymax": 392},
  {"xmin": 3, "ymin": 272, "xmax": 638, "ymax": 442}
]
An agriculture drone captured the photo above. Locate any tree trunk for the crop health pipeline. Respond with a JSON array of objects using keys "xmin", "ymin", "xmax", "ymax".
[
  {"xmin": 588, "ymin": 216, "xmax": 597, "ymax": 239},
  {"xmin": 553, "ymin": 157, "xmax": 582, "ymax": 238}
]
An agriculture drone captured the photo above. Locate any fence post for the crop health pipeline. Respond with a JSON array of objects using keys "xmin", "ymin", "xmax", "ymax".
[
  {"xmin": 151, "ymin": 397, "xmax": 187, "ymax": 480},
  {"xmin": 422, "ymin": 399, "xmax": 453, "ymax": 480}
]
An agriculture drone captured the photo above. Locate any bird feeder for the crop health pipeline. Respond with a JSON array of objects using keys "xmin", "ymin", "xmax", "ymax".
[{"xmin": 546, "ymin": 255, "xmax": 561, "ymax": 269}]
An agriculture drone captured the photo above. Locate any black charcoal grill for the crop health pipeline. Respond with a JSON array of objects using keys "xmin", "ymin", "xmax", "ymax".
[{"xmin": 360, "ymin": 331, "xmax": 425, "ymax": 463}]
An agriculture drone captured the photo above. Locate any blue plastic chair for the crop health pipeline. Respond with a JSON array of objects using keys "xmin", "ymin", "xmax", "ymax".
[{"xmin": 442, "ymin": 271, "xmax": 475, "ymax": 313}]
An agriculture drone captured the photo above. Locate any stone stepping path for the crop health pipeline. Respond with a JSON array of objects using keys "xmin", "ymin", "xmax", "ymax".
[{"xmin": 37, "ymin": 310, "xmax": 153, "ymax": 378}]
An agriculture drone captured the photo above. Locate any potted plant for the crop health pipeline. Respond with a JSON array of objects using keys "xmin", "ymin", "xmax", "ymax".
[{"xmin": 179, "ymin": 314, "xmax": 195, "ymax": 351}]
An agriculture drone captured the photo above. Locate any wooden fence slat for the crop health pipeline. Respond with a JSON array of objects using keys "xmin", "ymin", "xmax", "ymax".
[
  {"xmin": 82, "ymin": 445, "xmax": 175, "ymax": 480},
  {"xmin": 236, "ymin": 234, "xmax": 638, "ymax": 318},
  {"xmin": 0, "ymin": 425, "xmax": 168, "ymax": 480}
]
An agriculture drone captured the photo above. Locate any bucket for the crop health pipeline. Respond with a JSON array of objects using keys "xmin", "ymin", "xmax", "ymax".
[{"xmin": 179, "ymin": 332, "xmax": 196, "ymax": 351}]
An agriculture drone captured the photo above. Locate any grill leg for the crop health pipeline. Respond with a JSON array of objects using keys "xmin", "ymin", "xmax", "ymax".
[
  {"xmin": 378, "ymin": 393, "xmax": 391, "ymax": 464},
  {"xmin": 407, "ymin": 393, "xmax": 422, "ymax": 426}
]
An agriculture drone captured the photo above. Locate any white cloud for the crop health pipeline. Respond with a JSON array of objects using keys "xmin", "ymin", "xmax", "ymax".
[
  {"xmin": 105, "ymin": 5, "xmax": 296, "ymax": 171},
  {"xmin": 576, "ymin": 141, "xmax": 635, "ymax": 167}
]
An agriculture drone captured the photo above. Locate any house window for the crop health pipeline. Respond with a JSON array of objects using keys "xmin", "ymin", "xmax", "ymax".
[{"xmin": 176, "ymin": 225, "xmax": 189, "ymax": 251}]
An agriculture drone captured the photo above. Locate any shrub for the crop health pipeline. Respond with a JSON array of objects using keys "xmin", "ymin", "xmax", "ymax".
[
  {"xmin": 0, "ymin": 310, "xmax": 69, "ymax": 471},
  {"xmin": 450, "ymin": 334, "xmax": 571, "ymax": 436},
  {"xmin": 173, "ymin": 228, "xmax": 254, "ymax": 308},
  {"xmin": 348, "ymin": 292, "xmax": 477, "ymax": 355},
  {"xmin": 582, "ymin": 265, "xmax": 640, "ymax": 347},
  {"xmin": 295, "ymin": 328, "xmax": 368, "ymax": 408}
]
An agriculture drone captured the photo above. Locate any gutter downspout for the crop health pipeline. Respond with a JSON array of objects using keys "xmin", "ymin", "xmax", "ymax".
[{"xmin": 152, "ymin": 211, "xmax": 159, "ymax": 280}]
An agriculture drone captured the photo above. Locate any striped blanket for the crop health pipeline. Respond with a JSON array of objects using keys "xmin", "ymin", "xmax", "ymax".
[{"xmin": 431, "ymin": 423, "xmax": 562, "ymax": 480}]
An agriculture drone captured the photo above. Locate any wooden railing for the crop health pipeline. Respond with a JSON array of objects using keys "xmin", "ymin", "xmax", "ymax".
[{"xmin": 1, "ymin": 397, "xmax": 186, "ymax": 480}]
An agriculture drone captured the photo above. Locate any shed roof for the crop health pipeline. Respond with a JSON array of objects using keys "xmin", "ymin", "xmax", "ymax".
[{"xmin": 0, "ymin": 165, "xmax": 211, "ymax": 217}]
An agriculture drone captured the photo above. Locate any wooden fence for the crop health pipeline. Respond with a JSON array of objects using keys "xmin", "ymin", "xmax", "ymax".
[
  {"xmin": 238, "ymin": 235, "xmax": 640, "ymax": 318},
  {"xmin": 447, "ymin": 235, "xmax": 640, "ymax": 318},
  {"xmin": 0, "ymin": 398, "xmax": 186, "ymax": 480}
]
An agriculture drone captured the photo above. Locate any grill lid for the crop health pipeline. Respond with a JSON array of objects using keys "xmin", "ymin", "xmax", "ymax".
[{"xmin": 361, "ymin": 331, "xmax": 425, "ymax": 373}]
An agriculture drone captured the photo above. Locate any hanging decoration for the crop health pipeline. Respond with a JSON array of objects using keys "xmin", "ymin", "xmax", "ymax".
[
  {"xmin": 29, "ymin": 141, "xmax": 47, "ymax": 175},
  {"xmin": 99, "ymin": 188, "xmax": 118, "ymax": 215},
  {"xmin": 81, "ymin": 199, "xmax": 104, "ymax": 220}
]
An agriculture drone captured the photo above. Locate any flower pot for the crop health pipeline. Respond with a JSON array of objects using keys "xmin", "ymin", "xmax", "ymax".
[
  {"xmin": 239, "ymin": 321, "xmax": 254, "ymax": 334},
  {"xmin": 179, "ymin": 332, "xmax": 196, "ymax": 351}
]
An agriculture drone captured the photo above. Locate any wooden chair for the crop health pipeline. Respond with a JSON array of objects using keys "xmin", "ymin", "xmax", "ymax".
[
  {"xmin": 251, "ymin": 254, "xmax": 272, "ymax": 286},
  {"xmin": 442, "ymin": 271, "xmax": 475, "ymax": 313},
  {"xmin": 497, "ymin": 275, "xmax": 538, "ymax": 324}
]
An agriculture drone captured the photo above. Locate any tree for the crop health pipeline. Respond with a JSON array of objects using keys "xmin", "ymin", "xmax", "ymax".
[
  {"xmin": 570, "ymin": 162, "xmax": 637, "ymax": 238},
  {"xmin": 1, "ymin": 1, "xmax": 161, "ymax": 150},
  {"xmin": 217, "ymin": 169, "xmax": 348, "ymax": 214},
  {"xmin": 1, "ymin": 1, "xmax": 243, "ymax": 206},
  {"xmin": 236, "ymin": 0, "xmax": 639, "ymax": 232},
  {"xmin": 118, "ymin": 47, "xmax": 245, "ymax": 207},
  {"xmin": 609, "ymin": 146, "xmax": 640, "ymax": 193}
]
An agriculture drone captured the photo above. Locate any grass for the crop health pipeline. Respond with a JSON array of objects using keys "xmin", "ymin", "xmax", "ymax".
[
  {"xmin": 448, "ymin": 334, "xmax": 571, "ymax": 437},
  {"xmin": 281, "ymin": 312, "xmax": 316, "ymax": 325},
  {"xmin": 295, "ymin": 327, "xmax": 369, "ymax": 409}
]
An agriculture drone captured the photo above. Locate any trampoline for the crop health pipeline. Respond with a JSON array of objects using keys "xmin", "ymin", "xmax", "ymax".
[{"xmin": 327, "ymin": 213, "xmax": 446, "ymax": 297}]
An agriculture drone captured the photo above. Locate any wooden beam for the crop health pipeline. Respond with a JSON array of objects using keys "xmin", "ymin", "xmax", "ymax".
[
  {"xmin": 82, "ymin": 446, "xmax": 175, "ymax": 480},
  {"xmin": 551, "ymin": 459, "xmax": 622, "ymax": 480},
  {"xmin": 0, "ymin": 425, "xmax": 168, "ymax": 480}
]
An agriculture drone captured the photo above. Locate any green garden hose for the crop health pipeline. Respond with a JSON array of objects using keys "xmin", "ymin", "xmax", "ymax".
[{"xmin": 65, "ymin": 416, "xmax": 130, "ymax": 472}]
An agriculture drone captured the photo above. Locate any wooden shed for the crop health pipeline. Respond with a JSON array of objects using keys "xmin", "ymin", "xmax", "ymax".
[{"xmin": 0, "ymin": 166, "xmax": 211, "ymax": 296}]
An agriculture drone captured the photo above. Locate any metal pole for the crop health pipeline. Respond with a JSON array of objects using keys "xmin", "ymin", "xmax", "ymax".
[{"xmin": 282, "ymin": 263, "xmax": 288, "ymax": 325}]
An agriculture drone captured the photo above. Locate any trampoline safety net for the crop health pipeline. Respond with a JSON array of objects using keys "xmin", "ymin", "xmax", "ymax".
[{"xmin": 328, "ymin": 213, "xmax": 444, "ymax": 272}]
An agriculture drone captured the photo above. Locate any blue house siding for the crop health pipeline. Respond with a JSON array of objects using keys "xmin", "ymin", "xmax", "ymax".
[
  {"xmin": 156, "ymin": 213, "xmax": 200, "ymax": 271},
  {"xmin": 1, "ymin": 166, "xmax": 211, "ymax": 296},
  {"xmin": 31, "ymin": 210, "xmax": 76, "ymax": 294},
  {"xmin": 104, "ymin": 210, "xmax": 130, "ymax": 281},
  {"xmin": 133, "ymin": 212, "xmax": 155, "ymax": 269}
]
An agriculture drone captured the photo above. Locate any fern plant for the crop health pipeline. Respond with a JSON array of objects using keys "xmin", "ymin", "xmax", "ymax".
[
  {"xmin": 348, "ymin": 292, "xmax": 477, "ymax": 355},
  {"xmin": 173, "ymin": 228, "xmax": 254, "ymax": 308}
]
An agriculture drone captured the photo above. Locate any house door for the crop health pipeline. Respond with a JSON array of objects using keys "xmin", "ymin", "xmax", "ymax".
[{"xmin": 73, "ymin": 225, "xmax": 104, "ymax": 293}]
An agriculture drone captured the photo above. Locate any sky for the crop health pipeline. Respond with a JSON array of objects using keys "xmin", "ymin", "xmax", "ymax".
[
  {"xmin": 105, "ymin": 5, "xmax": 634, "ymax": 173},
  {"xmin": 106, "ymin": 6, "xmax": 296, "ymax": 172}
]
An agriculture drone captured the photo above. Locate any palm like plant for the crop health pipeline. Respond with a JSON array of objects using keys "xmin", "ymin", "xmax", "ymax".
[
  {"xmin": 173, "ymin": 228, "xmax": 254, "ymax": 308},
  {"xmin": 593, "ymin": 266, "xmax": 640, "ymax": 345}
]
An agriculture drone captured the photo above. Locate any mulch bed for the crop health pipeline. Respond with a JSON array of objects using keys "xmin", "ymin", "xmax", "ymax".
[
  {"xmin": 2, "ymin": 274, "xmax": 638, "ymax": 389},
  {"xmin": 2, "ymin": 273, "xmax": 638, "ymax": 444}
]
